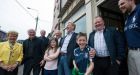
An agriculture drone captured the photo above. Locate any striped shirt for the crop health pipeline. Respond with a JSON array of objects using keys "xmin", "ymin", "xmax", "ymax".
[{"xmin": 94, "ymin": 30, "xmax": 110, "ymax": 57}]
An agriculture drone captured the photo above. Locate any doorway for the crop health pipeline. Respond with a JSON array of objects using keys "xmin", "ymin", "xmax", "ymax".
[{"xmin": 98, "ymin": 0, "xmax": 124, "ymax": 31}]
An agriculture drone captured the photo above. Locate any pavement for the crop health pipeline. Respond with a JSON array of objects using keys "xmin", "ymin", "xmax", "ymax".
[
  {"xmin": 18, "ymin": 65, "xmax": 42, "ymax": 75},
  {"xmin": 18, "ymin": 65, "xmax": 24, "ymax": 75}
]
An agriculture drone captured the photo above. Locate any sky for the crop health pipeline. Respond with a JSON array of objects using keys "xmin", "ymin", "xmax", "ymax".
[{"xmin": 0, "ymin": 0, "xmax": 55, "ymax": 40}]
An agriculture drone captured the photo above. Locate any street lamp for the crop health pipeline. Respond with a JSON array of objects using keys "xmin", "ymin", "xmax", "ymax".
[{"xmin": 27, "ymin": 7, "xmax": 39, "ymax": 32}]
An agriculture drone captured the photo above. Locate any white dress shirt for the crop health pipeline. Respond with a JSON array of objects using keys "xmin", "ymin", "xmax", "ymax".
[
  {"xmin": 61, "ymin": 32, "xmax": 73, "ymax": 53},
  {"xmin": 94, "ymin": 30, "xmax": 110, "ymax": 57}
]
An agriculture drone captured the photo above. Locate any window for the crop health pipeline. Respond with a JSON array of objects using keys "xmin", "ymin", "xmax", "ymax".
[{"xmin": 74, "ymin": 15, "xmax": 86, "ymax": 33}]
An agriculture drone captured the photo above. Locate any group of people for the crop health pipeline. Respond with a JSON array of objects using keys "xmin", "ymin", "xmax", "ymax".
[{"xmin": 0, "ymin": 0, "xmax": 140, "ymax": 75}]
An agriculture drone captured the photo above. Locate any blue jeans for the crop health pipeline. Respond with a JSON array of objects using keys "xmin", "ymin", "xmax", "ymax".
[
  {"xmin": 58, "ymin": 55, "xmax": 71, "ymax": 75},
  {"xmin": 44, "ymin": 69, "xmax": 57, "ymax": 75}
]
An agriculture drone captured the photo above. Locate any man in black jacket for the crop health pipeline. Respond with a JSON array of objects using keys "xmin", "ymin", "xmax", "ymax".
[
  {"xmin": 39, "ymin": 30, "xmax": 49, "ymax": 53},
  {"xmin": 39, "ymin": 30, "xmax": 49, "ymax": 75},
  {"xmin": 23, "ymin": 29, "xmax": 44, "ymax": 75},
  {"xmin": 88, "ymin": 16, "xmax": 125, "ymax": 75}
]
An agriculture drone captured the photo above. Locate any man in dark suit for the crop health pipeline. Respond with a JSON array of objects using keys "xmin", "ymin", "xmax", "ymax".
[
  {"xmin": 58, "ymin": 22, "xmax": 78, "ymax": 75},
  {"xmin": 39, "ymin": 30, "xmax": 49, "ymax": 75},
  {"xmin": 88, "ymin": 16, "xmax": 125, "ymax": 75},
  {"xmin": 39, "ymin": 30, "xmax": 49, "ymax": 54},
  {"xmin": 23, "ymin": 29, "xmax": 44, "ymax": 75},
  {"xmin": 54, "ymin": 30, "xmax": 62, "ymax": 46}
]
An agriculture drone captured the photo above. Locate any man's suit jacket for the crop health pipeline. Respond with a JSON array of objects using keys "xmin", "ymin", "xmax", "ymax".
[
  {"xmin": 58, "ymin": 37, "xmax": 63, "ymax": 47},
  {"xmin": 88, "ymin": 27, "xmax": 125, "ymax": 64},
  {"xmin": 59, "ymin": 32, "xmax": 79, "ymax": 69},
  {"xmin": 39, "ymin": 36, "xmax": 49, "ymax": 53},
  {"xmin": 23, "ymin": 37, "xmax": 43, "ymax": 64}
]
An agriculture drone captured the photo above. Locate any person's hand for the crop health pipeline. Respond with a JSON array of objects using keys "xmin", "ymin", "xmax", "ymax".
[
  {"xmin": 8, "ymin": 63, "xmax": 18, "ymax": 71},
  {"xmin": 116, "ymin": 60, "xmax": 121, "ymax": 65},
  {"xmin": 0, "ymin": 62, "xmax": 9, "ymax": 71},
  {"xmin": 1, "ymin": 65, "xmax": 9, "ymax": 71},
  {"xmin": 40, "ymin": 60, "xmax": 45, "ymax": 67},
  {"xmin": 89, "ymin": 48, "xmax": 96, "ymax": 58},
  {"xmin": 75, "ymin": 67, "xmax": 79, "ymax": 72},
  {"xmin": 85, "ymin": 72, "xmax": 90, "ymax": 75}
]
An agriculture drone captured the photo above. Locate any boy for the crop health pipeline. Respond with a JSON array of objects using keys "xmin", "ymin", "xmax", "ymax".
[{"xmin": 73, "ymin": 32, "xmax": 94, "ymax": 75}]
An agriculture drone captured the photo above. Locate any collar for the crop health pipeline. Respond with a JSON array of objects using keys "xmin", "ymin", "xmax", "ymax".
[
  {"xmin": 67, "ymin": 31, "xmax": 74, "ymax": 35},
  {"xmin": 8, "ymin": 40, "xmax": 15, "ymax": 46},
  {"xmin": 28, "ymin": 36, "xmax": 37, "ymax": 41},
  {"xmin": 40, "ymin": 36, "xmax": 46, "ymax": 38},
  {"xmin": 128, "ymin": 4, "xmax": 139, "ymax": 16},
  {"xmin": 79, "ymin": 45, "xmax": 89, "ymax": 52},
  {"xmin": 96, "ymin": 27, "xmax": 105, "ymax": 32}
]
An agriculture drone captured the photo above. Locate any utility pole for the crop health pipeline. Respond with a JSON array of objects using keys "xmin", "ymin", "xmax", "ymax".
[
  {"xmin": 27, "ymin": 7, "xmax": 39, "ymax": 32},
  {"xmin": 35, "ymin": 16, "xmax": 38, "ymax": 32}
]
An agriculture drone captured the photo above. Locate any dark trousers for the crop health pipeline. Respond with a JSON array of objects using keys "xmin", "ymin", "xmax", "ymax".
[
  {"xmin": 44, "ymin": 69, "xmax": 57, "ymax": 75},
  {"xmin": 93, "ymin": 57, "xmax": 119, "ymax": 75},
  {"xmin": 23, "ymin": 59, "xmax": 41, "ymax": 75},
  {"xmin": 0, "ymin": 67, "xmax": 18, "ymax": 75},
  {"xmin": 41, "ymin": 67, "xmax": 44, "ymax": 75}
]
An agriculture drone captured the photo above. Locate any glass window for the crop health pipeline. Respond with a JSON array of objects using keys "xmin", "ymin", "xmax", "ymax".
[{"xmin": 74, "ymin": 15, "xmax": 86, "ymax": 33}]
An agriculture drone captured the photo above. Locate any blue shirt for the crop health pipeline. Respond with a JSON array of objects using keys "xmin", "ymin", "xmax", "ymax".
[
  {"xmin": 124, "ymin": 4, "xmax": 140, "ymax": 48},
  {"xmin": 73, "ymin": 46, "xmax": 92, "ymax": 73}
]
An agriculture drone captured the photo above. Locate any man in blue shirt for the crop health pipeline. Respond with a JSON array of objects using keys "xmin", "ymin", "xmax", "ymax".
[{"xmin": 118, "ymin": 0, "xmax": 140, "ymax": 75}]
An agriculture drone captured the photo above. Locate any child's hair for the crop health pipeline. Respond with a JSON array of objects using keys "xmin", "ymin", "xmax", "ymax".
[
  {"xmin": 47, "ymin": 37, "xmax": 58, "ymax": 54},
  {"xmin": 76, "ymin": 32, "xmax": 87, "ymax": 40}
]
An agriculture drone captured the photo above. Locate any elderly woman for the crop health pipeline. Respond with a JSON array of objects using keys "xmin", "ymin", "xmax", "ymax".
[{"xmin": 0, "ymin": 31, "xmax": 23, "ymax": 75}]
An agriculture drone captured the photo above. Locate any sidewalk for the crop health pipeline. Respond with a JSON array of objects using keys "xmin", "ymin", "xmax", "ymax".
[{"xmin": 18, "ymin": 65, "xmax": 42, "ymax": 75}]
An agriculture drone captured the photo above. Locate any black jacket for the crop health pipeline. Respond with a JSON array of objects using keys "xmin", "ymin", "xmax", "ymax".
[
  {"xmin": 23, "ymin": 37, "xmax": 43, "ymax": 64},
  {"xmin": 88, "ymin": 27, "xmax": 126, "ymax": 64},
  {"xmin": 39, "ymin": 36, "xmax": 49, "ymax": 53},
  {"xmin": 59, "ymin": 32, "xmax": 79, "ymax": 69}
]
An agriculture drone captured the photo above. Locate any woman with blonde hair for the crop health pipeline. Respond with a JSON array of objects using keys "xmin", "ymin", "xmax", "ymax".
[{"xmin": 0, "ymin": 31, "xmax": 23, "ymax": 75}]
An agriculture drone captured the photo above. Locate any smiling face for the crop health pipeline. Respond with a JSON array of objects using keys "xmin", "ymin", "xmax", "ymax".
[
  {"xmin": 66, "ymin": 22, "xmax": 75, "ymax": 33},
  {"xmin": 40, "ymin": 30, "xmax": 46, "ymax": 37},
  {"xmin": 28, "ymin": 29, "xmax": 36, "ymax": 39},
  {"xmin": 8, "ymin": 33, "xmax": 18, "ymax": 44},
  {"xmin": 94, "ymin": 17, "xmax": 105, "ymax": 31},
  {"xmin": 50, "ymin": 39, "xmax": 57, "ymax": 48},
  {"xmin": 118, "ymin": 0, "xmax": 133, "ymax": 14},
  {"xmin": 54, "ymin": 30, "xmax": 62, "ymax": 39},
  {"xmin": 77, "ymin": 36, "xmax": 87, "ymax": 49}
]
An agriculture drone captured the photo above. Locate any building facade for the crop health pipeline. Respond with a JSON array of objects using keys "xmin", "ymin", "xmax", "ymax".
[
  {"xmin": 52, "ymin": 0, "xmax": 140, "ymax": 36},
  {"xmin": 52, "ymin": 0, "xmax": 61, "ymax": 31}
]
